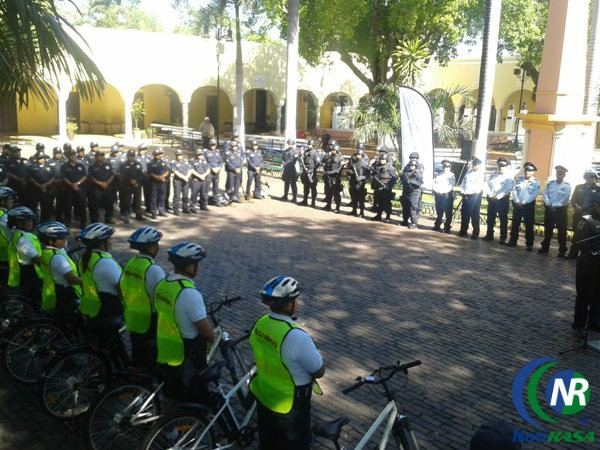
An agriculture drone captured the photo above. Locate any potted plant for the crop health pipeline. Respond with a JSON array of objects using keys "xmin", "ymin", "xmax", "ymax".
[
  {"xmin": 131, "ymin": 100, "xmax": 146, "ymax": 139},
  {"xmin": 66, "ymin": 117, "xmax": 78, "ymax": 140},
  {"xmin": 146, "ymin": 126, "xmax": 156, "ymax": 140}
]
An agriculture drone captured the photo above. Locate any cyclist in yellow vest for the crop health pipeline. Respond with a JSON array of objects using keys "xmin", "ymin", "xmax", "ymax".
[
  {"xmin": 6, "ymin": 206, "xmax": 42, "ymax": 301},
  {"xmin": 0, "ymin": 186, "xmax": 18, "ymax": 284},
  {"xmin": 120, "ymin": 226, "xmax": 165, "ymax": 369},
  {"xmin": 154, "ymin": 241, "xmax": 215, "ymax": 401},
  {"xmin": 249, "ymin": 276, "xmax": 325, "ymax": 450}
]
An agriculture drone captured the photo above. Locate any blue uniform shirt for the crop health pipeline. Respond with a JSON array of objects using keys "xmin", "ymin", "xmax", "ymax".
[
  {"xmin": 225, "ymin": 150, "xmax": 243, "ymax": 171},
  {"xmin": 245, "ymin": 148, "xmax": 263, "ymax": 171},
  {"xmin": 204, "ymin": 149, "xmax": 223, "ymax": 169}
]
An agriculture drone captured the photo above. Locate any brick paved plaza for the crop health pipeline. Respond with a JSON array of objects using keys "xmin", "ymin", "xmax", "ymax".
[{"xmin": 0, "ymin": 176, "xmax": 598, "ymax": 450}]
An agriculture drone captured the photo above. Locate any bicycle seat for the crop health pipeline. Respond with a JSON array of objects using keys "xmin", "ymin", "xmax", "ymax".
[
  {"xmin": 313, "ymin": 417, "xmax": 350, "ymax": 441},
  {"xmin": 197, "ymin": 360, "xmax": 227, "ymax": 382}
]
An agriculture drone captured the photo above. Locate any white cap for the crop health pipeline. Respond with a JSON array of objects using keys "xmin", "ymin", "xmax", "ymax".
[{"xmin": 204, "ymin": 116, "xmax": 210, "ymax": 121}]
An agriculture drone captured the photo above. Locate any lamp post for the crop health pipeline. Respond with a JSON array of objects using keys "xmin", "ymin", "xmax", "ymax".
[
  {"xmin": 204, "ymin": 16, "xmax": 232, "ymax": 147},
  {"xmin": 513, "ymin": 67, "xmax": 526, "ymax": 149}
]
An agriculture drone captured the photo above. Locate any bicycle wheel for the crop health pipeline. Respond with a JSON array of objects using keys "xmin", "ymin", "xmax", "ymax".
[
  {"xmin": 4, "ymin": 321, "xmax": 67, "ymax": 384},
  {"xmin": 227, "ymin": 346, "xmax": 250, "ymax": 402},
  {"xmin": 393, "ymin": 416, "xmax": 420, "ymax": 450},
  {"xmin": 84, "ymin": 380, "xmax": 161, "ymax": 450},
  {"xmin": 40, "ymin": 348, "xmax": 111, "ymax": 420},
  {"xmin": 0, "ymin": 297, "xmax": 34, "ymax": 338},
  {"xmin": 142, "ymin": 410, "xmax": 215, "ymax": 450}
]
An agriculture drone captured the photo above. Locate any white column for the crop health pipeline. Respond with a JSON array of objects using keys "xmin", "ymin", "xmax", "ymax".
[
  {"xmin": 124, "ymin": 95, "xmax": 133, "ymax": 139},
  {"xmin": 58, "ymin": 94, "xmax": 68, "ymax": 140},
  {"xmin": 494, "ymin": 107, "xmax": 502, "ymax": 131},
  {"xmin": 284, "ymin": 0, "xmax": 300, "ymax": 141},
  {"xmin": 182, "ymin": 102, "xmax": 189, "ymax": 129},
  {"xmin": 276, "ymin": 102, "xmax": 284, "ymax": 136}
]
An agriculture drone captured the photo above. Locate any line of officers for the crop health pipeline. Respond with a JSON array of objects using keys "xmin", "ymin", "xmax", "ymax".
[
  {"xmin": 0, "ymin": 134, "xmax": 265, "ymax": 228},
  {"xmin": 281, "ymin": 138, "xmax": 425, "ymax": 226},
  {"xmin": 433, "ymin": 156, "xmax": 600, "ymax": 258}
]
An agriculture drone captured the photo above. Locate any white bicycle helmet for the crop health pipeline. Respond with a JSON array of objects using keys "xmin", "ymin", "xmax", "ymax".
[
  {"xmin": 260, "ymin": 276, "xmax": 300, "ymax": 304},
  {"xmin": 79, "ymin": 223, "xmax": 115, "ymax": 246},
  {"xmin": 129, "ymin": 226, "xmax": 163, "ymax": 250},
  {"xmin": 38, "ymin": 221, "xmax": 70, "ymax": 239},
  {"xmin": 167, "ymin": 242, "xmax": 206, "ymax": 266},
  {"xmin": 6, "ymin": 206, "xmax": 36, "ymax": 221}
]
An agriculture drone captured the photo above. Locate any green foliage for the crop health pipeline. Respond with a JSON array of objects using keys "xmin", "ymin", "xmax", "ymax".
[
  {"xmin": 0, "ymin": 0, "xmax": 105, "ymax": 108},
  {"xmin": 131, "ymin": 99, "xmax": 146, "ymax": 129},
  {"xmin": 81, "ymin": 0, "xmax": 163, "ymax": 32},
  {"xmin": 426, "ymin": 85, "xmax": 475, "ymax": 147},
  {"xmin": 392, "ymin": 38, "xmax": 430, "ymax": 88}
]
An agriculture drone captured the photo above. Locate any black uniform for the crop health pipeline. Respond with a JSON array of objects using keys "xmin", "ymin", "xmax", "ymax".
[
  {"xmin": 108, "ymin": 154, "xmax": 125, "ymax": 206},
  {"xmin": 7, "ymin": 156, "xmax": 29, "ymax": 205},
  {"xmin": 171, "ymin": 158, "xmax": 192, "ymax": 214},
  {"xmin": 147, "ymin": 158, "xmax": 170, "ymax": 216},
  {"xmin": 372, "ymin": 161, "xmax": 397, "ymax": 221},
  {"xmin": 568, "ymin": 183, "xmax": 600, "ymax": 258},
  {"xmin": 47, "ymin": 156, "xmax": 66, "ymax": 220},
  {"xmin": 322, "ymin": 152, "xmax": 344, "ymax": 211},
  {"xmin": 190, "ymin": 155, "xmax": 210, "ymax": 211},
  {"xmin": 204, "ymin": 148, "xmax": 223, "ymax": 198},
  {"xmin": 400, "ymin": 163, "xmax": 424, "ymax": 226},
  {"xmin": 120, "ymin": 160, "xmax": 145, "ymax": 220},
  {"xmin": 88, "ymin": 161, "xmax": 115, "ymax": 223},
  {"xmin": 347, "ymin": 155, "xmax": 370, "ymax": 216},
  {"xmin": 300, "ymin": 149, "xmax": 319, "ymax": 206},
  {"xmin": 281, "ymin": 146, "xmax": 300, "ymax": 202},
  {"xmin": 245, "ymin": 147, "xmax": 263, "ymax": 199},
  {"xmin": 28, "ymin": 161, "xmax": 55, "ymax": 221},
  {"xmin": 225, "ymin": 149, "xmax": 243, "ymax": 202},
  {"xmin": 0, "ymin": 164, "xmax": 8, "ymax": 186},
  {"xmin": 60, "ymin": 161, "xmax": 88, "ymax": 228}
]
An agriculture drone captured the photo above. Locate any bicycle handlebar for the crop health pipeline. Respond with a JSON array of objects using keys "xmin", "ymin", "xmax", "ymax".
[
  {"xmin": 207, "ymin": 295, "xmax": 243, "ymax": 314},
  {"xmin": 342, "ymin": 360, "xmax": 422, "ymax": 395}
]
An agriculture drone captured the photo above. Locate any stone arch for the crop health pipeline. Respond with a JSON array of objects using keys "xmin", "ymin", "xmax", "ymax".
[
  {"xmin": 243, "ymin": 88, "xmax": 277, "ymax": 133},
  {"xmin": 134, "ymin": 84, "xmax": 183, "ymax": 129},
  {"xmin": 499, "ymin": 89, "xmax": 535, "ymax": 132},
  {"xmin": 296, "ymin": 89, "xmax": 318, "ymax": 133},
  {"xmin": 76, "ymin": 83, "xmax": 126, "ymax": 135},
  {"xmin": 319, "ymin": 92, "xmax": 354, "ymax": 129},
  {"xmin": 188, "ymin": 85, "xmax": 234, "ymax": 134}
]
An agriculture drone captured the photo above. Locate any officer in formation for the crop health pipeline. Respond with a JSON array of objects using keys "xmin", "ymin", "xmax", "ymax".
[
  {"xmin": 539, "ymin": 165, "xmax": 571, "ymax": 257},
  {"xmin": 225, "ymin": 141, "xmax": 243, "ymax": 203},
  {"xmin": 245, "ymin": 140, "xmax": 264, "ymax": 200},
  {"xmin": 322, "ymin": 145, "xmax": 344, "ymax": 212},
  {"xmin": 137, "ymin": 143, "xmax": 153, "ymax": 214},
  {"xmin": 458, "ymin": 157, "xmax": 485, "ymax": 239},
  {"xmin": 7, "ymin": 146, "xmax": 29, "ymax": 205},
  {"xmin": 47, "ymin": 147, "xmax": 66, "ymax": 222},
  {"xmin": 369, "ymin": 148, "xmax": 385, "ymax": 212},
  {"xmin": 171, "ymin": 150, "xmax": 193, "ymax": 215},
  {"xmin": 346, "ymin": 144, "xmax": 370, "ymax": 217},
  {"xmin": 506, "ymin": 162, "xmax": 540, "ymax": 251},
  {"xmin": 281, "ymin": 138, "xmax": 300, "ymax": 202},
  {"xmin": 88, "ymin": 150, "xmax": 115, "ymax": 224},
  {"xmin": 190, "ymin": 149, "xmax": 211, "ymax": 211},
  {"xmin": 432, "ymin": 159, "xmax": 455, "ymax": 233},
  {"xmin": 28, "ymin": 153, "xmax": 55, "ymax": 222},
  {"xmin": 120, "ymin": 149, "xmax": 146, "ymax": 223},
  {"xmin": 400, "ymin": 152, "xmax": 424, "ymax": 229},
  {"xmin": 108, "ymin": 145, "xmax": 126, "ymax": 207},
  {"xmin": 204, "ymin": 138, "xmax": 222, "ymax": 199},
  {"xmin": 483, "ymin": 158, "xmax": 514, "ymax": 243},
  {"xmin": 60, "ymin": 149, "xmax": 87, "ymax": 229},
  {"xmin": 371, "ymin": 151, "xmax": 397, "ymax": 223},
  {"xmin": 567, "ymin": 170, "xmax": 600, "ymax": 259},
  {"xmin": 299, "ymin": 140, "xmax": 319, "ymax": 207},
  {"xmin": 147, "ymin": 148, "xmax": 170, "ymax": 219}
]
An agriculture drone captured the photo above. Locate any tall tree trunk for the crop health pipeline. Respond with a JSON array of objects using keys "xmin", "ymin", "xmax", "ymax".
[
  {"xmin": 235, "ymin": 0, "xmax": 245, "ymax": 146},
  {"xmin": 474, "ymin": 0, "xmax": 502, "ymax": 162},
  {"xmin": 284, "ymin": 0, "xmax": 300, "ymax": 140},
  {"xmin": 584, "ymin": 0, "xmax": 600, "ymax": 116}
]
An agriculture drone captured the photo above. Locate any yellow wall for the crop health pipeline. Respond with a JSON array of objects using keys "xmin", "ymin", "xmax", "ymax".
[
  {"xmin": 189, "ymin": 86, "xmax": 233, "ymax": 133},
  {"xmin": 138, "ymin": 85, "xmax": 171, "ymax": 129},
  {"xmin": 17, "ymin": 95, "xmax": 58, "ymax": 136},
  {"xmin": 498, "ymin": 90, "xmax": 536, "ymax": 131},
  {"xmin": 80, "ymin": 84, "xmax": 124, "ymax": 134},
  {"xmin": 297, "ymin": 91, "xmax": 308, "ymax": 131}
]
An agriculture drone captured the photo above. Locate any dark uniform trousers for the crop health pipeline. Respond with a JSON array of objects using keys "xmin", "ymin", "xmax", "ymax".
[
  {"xmin": 376, "ymin": 188, "xmax": 394, "ymax": 218},
  {"xmin": 63, "ymin": 186, "xmax": 87, "ymax": 227},
  {"xmin": 53, "ymin": 182, "xmax": 65, "ymax": 221},
  {"xmin": 150, "ymin": 180, "xmax": 167, "ymax": 214},
  {"xmin": 246, "ymin": 169, "xmax": 262, "ymax": 198},
  {"xmin": 120, "ymin": 183, "xmax": 142, "ymax": 217},
  {"xmin": 172, "ymin": 179, "xmax": 190, "ymax": 213},
  {"xmin": 486, "ymin": 196, "xmax": 510, "ymax": 241},
  {"xmin": 349, "ymin": 182, "xmax": 367, "ymax": 213},
  {"xmin": 509, "ymin": 201, "xmax": 535, "ymax": 247},
  {"xmin": 324, "ymin": 174, "xmax": 341, "ymax": 208},
  {"xmin": 191, "ymin": 178, "xmax": 209, "ymax": 209},
  {"xmin": 574, "ymin": 253, "xmax": 600, "ymax": 328},
  {"xmin": 301, "ymin": 172, "xmax": 317, "ymax": 203},
  {"xmin": 164, "ymin": 336, "xmax": 208, "ymax": 402},
  {"xmin": 283, "ymin": 172, "xmax": 299, "ymax": 200},
  {"xmin": 30, "ymin": 186, "xmax": 55, "ymax": 222},
  {"xmin": 164, "ymin": 177, "xmax": 171, "ymax": 211},
  {"xmin": 210, "ymin": 172, "xmax": 221, "ymax": 197},
  {"xmin": 541, "ymin": 205, "xmax": 568, "ymax": 252},
  {"xmin": 459, "ymin": 193, "xmax": 482, "ymax": 237},
  {"xmin": 401, "ymin": 190, "xmax": 422, "ymax": 225},
  {"xmin": 90, "ymin": 186, "xmax": 114, "ymax": 223},
  {"xmin": 143, "ymin": 179, "xmax": 152, "ymax": 213},
  {"xmin": 225, "ymin": 172, "xmax": 242, "ymax": 199},
  {"xmin": 434, "ymin": 192, "xmax": 454, "ymax": 231},
  {"xmin": 568, "ymin": 211, "xmax": 585, "ymax": 257},
  {"xmin": 257, "ymin": 384, "xmax": 313, "ymax": 450}
]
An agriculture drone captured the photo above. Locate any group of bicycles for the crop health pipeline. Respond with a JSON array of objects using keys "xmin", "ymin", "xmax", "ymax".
[{"xmin": 0, "ymin": 240, "xmax": 422, "ymax": 450}]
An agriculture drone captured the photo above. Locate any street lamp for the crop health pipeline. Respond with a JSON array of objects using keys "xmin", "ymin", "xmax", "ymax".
[
  {"xmin": 204, "ymin": 16, "xmax": 233, "ymax": 147},
  {"xmin": 513, "ymin": 67, "xmax": 526, "ymax": 149}
]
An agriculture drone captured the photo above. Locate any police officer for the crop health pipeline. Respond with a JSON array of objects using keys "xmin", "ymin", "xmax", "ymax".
[
  {"xmin": 539, "ymin": 165, "xmax": 571, "ymax": 257},
  {"xmin": 147, "ymin": 148, "xmax": 170, "ymax": 219},
  {"xmin": 369, "ymin": 149, "xmax": 386, "ymax": 212},
  {"xmin": 299, "ymin": 140, "xmax": 319, "ymax": 207},
  {"xmin": 400, "ymin": 152, "xmax": 424, "ymax": 228},
  {"xmin": 347, "ymin": 145, "xmax": 370, "ymax": 217},
  {"xmin": 0, "ymin": 154, "xmax": 8, "ymax": 187},
  {"xmin": 507, "ymin": 162, "xmax": 540, "ymax": 251},
  {"xmin": 47, "ymin": 147, "xmax": 66, "ymax": 221},
  {"xmin": 171, "ymin": 150, "xmax": 192, "ymax": 215},
  {"xmin": 483, "ymin": 158, "xmax": 514, "ymax": 243},
  {"xmin": 371, "ymin": 152, "xmax": 397, "ymax": 223},
  {"xmin": 120, "ymin": 149, "xmax": 146, "ymax": 223},
  {"xmin": 28, "ymin": 153, "xmax": 55, "ymax": 222},
  {"xmin": 225, "ymin": 141, "xmax": 243, "ymax": 203},
  {"xmin": 154, "ymin": 242, "xmax": 215, "ymax": 401},
  {"xmin": 249, "ymin": 276, "xmax": 324, "ymax": 450},
  {"xmin": 84, "ymin": 142, "xmax": 99, "ymax": 168},
  {"xmin": 88, "ymin": 151, "xmax": 116, "ymax": 224},
  {"xmin": 281, "ymin": 139, "xmax": 300, "ymax": 202},
  {"xmin": 1, "ymin": 144, "xmax": 13, "ymax": 166},
  {"xmin": 567, "ymin": 170, "xmax": 600, "ymax": 259},
  {"xmin": 60, "ymin": 149, "xmax": 88, "ymax": 229},
  {"xmin": 76, "ymin": 145, "xmax": 87, "ymax": 166},
  {"xmin": 137, "ymin": 143, "xmax": 153, "ymax": 214},
  {"xmin": 432, "ymin": 160, "xmax": 455, "ymax": 232},
  {"xmin": 204, "ymin": 138, "xmax": 223, "ymax": 199},
  {"xmin": 458, "ymin": 157, "xmax": 485, "ymax": 239},
  {"xmin": 0, "ymin": 187, "xmax": 18, "ymax": 284},
  {"xmin": 108, "ymin": 145, "xmax": 125, "ymax": 207},
  {"xmin": 190, "ymin": 149, "xmax": 211, "ymax": 212},
  {"xmin": 245, "ymin": 140, "xmax": 263, "ymax": 200},
  {"xmin": 571, "ymin": 193, "xmax": 600, "ymax": 338},
  {"xmin": 322, "ymin": 145, "xmax": 344, "ymax": 212},
  {"xmin": 6, "ymin": 146, "xmax": 29, "ymax": 205},
  {"xmin": 28, "ymin": 143, "xmax": 46, "ymax": 164}
]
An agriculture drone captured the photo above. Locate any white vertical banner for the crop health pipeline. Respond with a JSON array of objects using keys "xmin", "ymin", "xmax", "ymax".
[{"xmin": 398, "ymin": 86, "xmax": 435, "ymax": 189}]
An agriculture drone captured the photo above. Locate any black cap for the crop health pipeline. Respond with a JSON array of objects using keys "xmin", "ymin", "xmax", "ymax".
[
  {"xmin": 209, "ymin": 138, "xmax": 217, "ymax": 145},
  {"xmin": 115, "ymin": 140, "xmax": 124, "ymax": 148},
  {"xmin": 195, "ymin": 148, "xmax": 204, "ymax": 155},
  {"xmin": 378, "ymin": 148, "xmax": 387, "ymax": 153},
  {"xmin": 497, "ymin": 158, "xmax": 509, "ymax": 167},
  {"xmin": 2, "ymin": 144, "xmax": 12, "ymax": 151},
  {"xmin": 63, "ymin": 143, "xmax": 72, "ymax": 151},
  {"xmin": 409, "ymin": 152, "xmax": 420, "ymax": 159},
  {"xmin": 95, "ymin": 150, "xmax": 104, "ymax": 157},
  {"xmin": 36, "ymin": 143, "xmax": 45, "ymax": 151},
  {"xmin": 251, "ymin": 140, "xmax": 258, "ymax": 146},
  {"xmin": 555, "ymin": 165, "xmax": 568, "ymax": 172},
  {"xmin": 64, "ymin": 149, "xmax": 76, "ymax": 157},
  {"xmin": 53, "ymin": 147, "xmax": 63, "ymax": 155},
  {"xmin": 35, "ymin": 153, "xmax": 47, "ymax": 161},
  {"xmin": 90, "ymin": 141, "xmax": 99, "ymax": 149},
  {"xmin": 175, "ymin": 150, "xmax": 183, "ymax": 156},
  {"xmin": 523, "ymin": 162, "xmax": 537, "ymax": 172},
  {"xmin": 127, "ymin": 149, "xmax": 136, "ymax": 158},
  {"xmin": 138, "ymin": 143, "xmax": 148, "ymax": 151},
  {"xmin": 76, "ymin": 145, "xmax": 85, "ymax": 152},
  {"xmin": 110, "ymin": 145, "xmax": 119, "ymax": 154},
  {"xmin": 229, "ymin": 140, "xmax": 238, "ymax": 147},
  {"xmin": 11, "ymin": 146, "xmax": 21, "ymax": 153},
  {"xmin": 441, "ymin": 159, "xmax": 452, "ymax": 167},
  {"xmin": 153, "ymin": 148, "xmax": 164, "ymax": 156},
  {"xmin": 472, "ymin": 157, "xmax": 482, "ymax": 166},
  {"xmin": 470, "ymin": 420, "xmax": 521, "ymax": 450}
]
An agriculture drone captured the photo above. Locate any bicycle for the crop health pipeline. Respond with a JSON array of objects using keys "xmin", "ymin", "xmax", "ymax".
[
  {"xmin": 83, "ymin": 295, "xmax": 251, "ymax": 450},
  {"xmin": 314, "ymin": 360, "xmax": 422, "ymax": 450}
]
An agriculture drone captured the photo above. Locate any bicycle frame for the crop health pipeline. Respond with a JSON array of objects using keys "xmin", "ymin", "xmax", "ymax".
[
  {"xmin": 127, "ymin": 381, "xmax": 165, "ymax": 427},
  {"xmin": 354, "ymin": 400, "xmax": 397, "ymax": 450},
  {"xmin": 206, "ymin": 325, "xmax": 223, "ymax": 364}
]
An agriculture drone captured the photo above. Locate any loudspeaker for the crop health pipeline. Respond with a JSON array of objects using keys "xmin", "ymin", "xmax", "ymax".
[{"xmin": 461, "ymin": 139, "xmax": 474, "ymax": 161}]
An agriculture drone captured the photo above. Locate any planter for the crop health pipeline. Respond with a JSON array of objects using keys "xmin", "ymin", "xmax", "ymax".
[
  {"xmin": 67, "ymin": 131, "xmax": 75, "ymax": 140},
  {"xmin": 133, "ymin": 129, "xmax": 142, "ymax": 140}
]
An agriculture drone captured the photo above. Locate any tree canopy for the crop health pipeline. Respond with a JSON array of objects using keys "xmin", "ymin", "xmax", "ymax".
[{"xmin": 72, "ymin": 0, "xmax": 163, "ymax": 32}]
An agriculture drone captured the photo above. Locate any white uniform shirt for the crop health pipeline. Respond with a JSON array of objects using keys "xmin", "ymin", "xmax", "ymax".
[
  {"xmin": 543, "ymin": 180, "xmax": 572, "ymax": 208},
  {"xmin": 169, "ymin": 273, "xmax": 207, "ymax": 339},
  {"xmin": 270, "ymin": 313, "xmax": 323, "ymax": 386},
  {"xmin": 486, "ymin": 172, "xmax": 514, "ymax": 200},
  {"xmin": 48, "ymin": 247, "xmax": 74, "ymax": 287},
  {"xmin": 0, "ymin": 212, "xmax": 11, "ymax": 241},
  {"xmin": 145, "ymin": 262, "xmax": 166, "ymax": 303},
  {"xmin": 93, "ymin": 253, "xmax": 122, "ymax": 295},
  {"xmin": 512, "ymin": 176, "xmax": 540, "ymax": 205},
  {"xmin": 16, "ymin": 234, "xmax": 38, "ymax": 264},
  {"xmin": 460, "ymin": 170, "xmax": 485, "ymax": 195},
  {"xmin": 432, "ymin": 171, "xmax": 455, "ymax": 194}
]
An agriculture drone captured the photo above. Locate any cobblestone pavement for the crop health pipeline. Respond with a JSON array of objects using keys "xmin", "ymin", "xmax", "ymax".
[{"xmin": 0, "ymin": 176, "xmax": 598, "ymax": 450}]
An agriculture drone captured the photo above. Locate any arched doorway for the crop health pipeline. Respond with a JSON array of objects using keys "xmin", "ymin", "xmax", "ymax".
[
  {"xmin": 319, "ymin": 93, "xmax": 353, "ymax": 129},
  {"xmin": 500, "ymin": 89, "xmax": 535, "ymax": 132},
  {"xmin": 78, "ymin": 83, "xmax": 125, "ymax": 135},
  {"xmin": 243, "ymin": 89, "xmax": 277, "ymax": 133},
  {"xmin": 189, "ymin": 86, "xmax": 234, "ymax": 134},
  {"xmin": 296, "ymin": 90, "xmax": 318, "ymax": 133},
  {"xmin": 134, "ymin": 84, "xmax": 182, "ymax": 129}
]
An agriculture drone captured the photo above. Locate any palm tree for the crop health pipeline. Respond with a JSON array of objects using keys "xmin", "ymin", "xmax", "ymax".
[
  {"xmin": 392, "ymin": 38, "xmax": 430, "ymax": 88},
  {"xmin": 0, "ymin": 0, "xmax": 105, "ymax": 108},
  {"xmin": 426, "ymin": 85, "xmax": 475, "ymax": 147}
]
